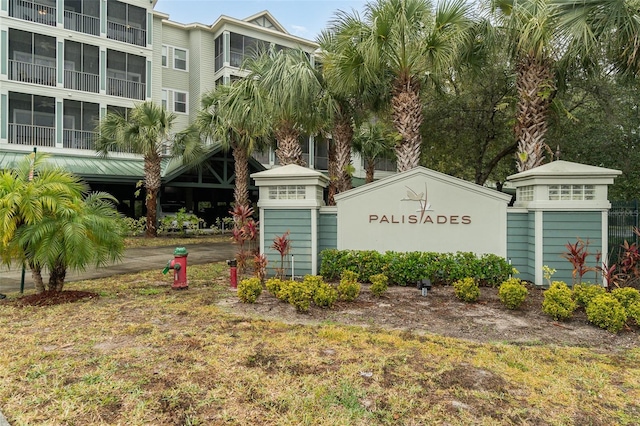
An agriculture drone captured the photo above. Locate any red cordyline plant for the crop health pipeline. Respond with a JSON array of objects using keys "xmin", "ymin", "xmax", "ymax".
[
  {"xmin": 253, "ymin": 253, "xmax": 268, "ymax": 283},
  {"xmin": 562, "ymin": 238, "xmax": 592, "ymax": 285},
  {"xmin": 230, "ymin": 204, "xmax": 259, "ymax": 273},
  {"xmin": 270, "ymin": 231, "xmax": 291, "ymax": 279}
]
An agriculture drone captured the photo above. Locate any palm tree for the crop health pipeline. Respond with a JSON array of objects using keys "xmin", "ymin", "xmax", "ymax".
[
  {"xmin": 245, "ymin": 47, "xmax": 324, "ymax": 166},
  {"xmin": 195, "ymin": 79, "xmax": 269, "ymax": 209},
  {"xmin": 96, "ymin": 102, "xmax": 206, "ymax": 237},
  {"xmin": 353, "ymin": 119, "xmax": 397, "ymax": 183},
  {"xmin": 328, "ymin": 0, "xmax": 472, "ymax": 173},
  {"xmin": 17, "ymin": 192, "xmax": 125, "ymax": 292},
  {"xmin": 0, "ymin": 154, "xmax": 87, "ymax": 293}
]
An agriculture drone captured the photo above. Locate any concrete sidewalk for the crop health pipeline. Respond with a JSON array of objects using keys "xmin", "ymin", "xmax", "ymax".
[{"xmin": 0, "ymin": 242, "xmax": 236, "ymax": 295}]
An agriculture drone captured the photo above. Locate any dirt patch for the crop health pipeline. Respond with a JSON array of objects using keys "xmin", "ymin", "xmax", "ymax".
[
  {"xmin": 8, "ymin": 290, "xmax": 99, "ymax": 307},
  {"xmin": 219, "ymin": 283, "xmax": 640, "ymax": 351}
]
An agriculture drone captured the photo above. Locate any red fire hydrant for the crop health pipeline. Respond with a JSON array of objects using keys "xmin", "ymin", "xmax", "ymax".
[
  {"xmin": 162, "ymin": 247, "xmax": 188, "ymax": 289},
  {"xmin": 227, "ymin": 259, "xmax": 238, "ymax": 289}
]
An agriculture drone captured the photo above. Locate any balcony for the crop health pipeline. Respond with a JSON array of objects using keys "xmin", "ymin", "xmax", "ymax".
[
  {"xmin": 107, "ymin": 76, "xmax": 145, "ymax": 100},
  {"xmin": 63, "ymin": 129, "xmax": 97, "ymax": 150},
  {"xmin": 9, "ymin": 123, "xmax": 55, "ymax": 147},
  {"xmin": 64, "ymin": 69, "xmax": 99, "ymax": 93},
  {"xmin": 64, "ymin": 9, "xmax": 100, "ymax": 36},
  {"xmin": 9, "ymin": 60, "xmax": 56, "ymax": 86},
  {"xmin": 107, "ymin": 21, "xmax": 146, "ymax": 47},
  {"xmin": 230, "ymin": 51, "xmax": 244, "ymax": 68},
  {"xmin": 215, "ymin": 53, "xmax": 224, "ymax": 71},
  {"xmin": 9, "ymin": 0, "xmax": 56, "ymax": 26}
]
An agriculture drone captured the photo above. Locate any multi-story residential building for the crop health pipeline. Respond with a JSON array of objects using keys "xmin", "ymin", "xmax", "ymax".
[{"xmin": 0, "ymin": 0, "xmax": 392, "ymax": 223}]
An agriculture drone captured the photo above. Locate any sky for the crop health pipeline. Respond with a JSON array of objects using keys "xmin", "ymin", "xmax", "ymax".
[{"xmin": 154, "ymin": 0, "xmax": 369, "ymax": 41}]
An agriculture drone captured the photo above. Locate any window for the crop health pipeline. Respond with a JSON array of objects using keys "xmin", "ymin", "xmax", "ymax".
[
  {"xmin": 174, "ymin": 91, "xmax": 187, "ymax": 113},
  {"xmin": 174, "ymin": 48, "xmax": 187, "ymax": 70},
  {"xmin": 268, "ymin": 186, "xmax": 306, "ymax": 200},
  {"xmin": 161, "ymin": 45, "xmax": 168, "ymax": 67},
  {"xmin": 161, "ymin": 89, "xmax": 168, "ymax": 110},
  {"xmin": 518, "ymin": 186, "xmax": 534, "ymax": 202},
  {"xmin": 548, "ymin": 185, "xmax": 595, "ymax": 201}
]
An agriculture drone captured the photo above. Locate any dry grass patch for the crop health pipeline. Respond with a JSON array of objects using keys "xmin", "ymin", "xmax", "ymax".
[{"xmin": 0, "ymin": 263, "xmax": 639, "ymax": 425}]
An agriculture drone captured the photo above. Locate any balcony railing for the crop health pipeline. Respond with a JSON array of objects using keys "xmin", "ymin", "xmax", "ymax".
[
  {"xmin": 10, "ymin": 0, "xmax": 56, "ymax": 26},
  {"xmin": 107, "ymin": 21, "xmax": 146, "ymax": 47},
  {"xmin": 9, "ymin": 123, "xmax": 56, "ymax": 147},
  {"xmin": 107, "ymin": 76, "xmax": 145, "ymax": 100},
  {"xmin": 64, "ymin": 69, "xmax": 99, "ymax": 93},
  {"xmin": 64, "ymin": 10, "xmax": 100, "ymax": 36},
  {"xmin": 63, "ymin": 129, "xmax": 97, "ymax": 150},
  {"xmin": 9, "ymin": 60, "xmax": 56, "ymax": 86}
]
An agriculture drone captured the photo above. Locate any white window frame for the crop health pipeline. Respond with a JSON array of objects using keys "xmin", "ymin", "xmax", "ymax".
[
  {"xmin": 161, "ymin": 45, "xmax": 168, "ymax": 68},
  {"xmin": 173, "ymin": 90, "xmax": 188, "ymax": 114},
  {"xmin": 161, "ymin": 89, "xmax": 168, "ymax": 110},
  {"xmin": 173, "ymin": 48, "xmax": 188, "ymax": 71}
]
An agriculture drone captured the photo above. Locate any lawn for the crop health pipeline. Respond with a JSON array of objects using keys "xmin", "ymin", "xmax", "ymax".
[{"xmin": 0, "ymin": 262, "xmax": 639, "ymax": 425}]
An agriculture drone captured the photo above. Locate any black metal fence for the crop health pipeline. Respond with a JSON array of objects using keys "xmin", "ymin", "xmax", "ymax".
[{"xmin": 608, "ymin": 200, "xmax": 640, "ymax": 263}]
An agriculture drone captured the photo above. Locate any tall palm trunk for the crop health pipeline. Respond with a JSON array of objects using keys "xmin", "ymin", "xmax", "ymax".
[
  {"xmin": 327, "ymin": 140, "xmax": 338, "ymax": 206},
  {"xmin": 515, "ymin": 54, "xmax": 554, "ymax": 172},
  {"xmin": 144, "ymin": 153, "xmax": 162, "ymax": 238},
  {"xmin": 275, "ymin": 124, "xmax": 305, "ymax": 166},
  {"xmin": 391, "ymin": 78, "xmax": 423, "ymax": 172},
  {"xmin": 333, "ymin": 116, "xmax": 354, "ymax": 193},
  {"xmin": 233, "ymin": 146, "xmax": 250, "ymax": 209},
  {"xmin": 365, "ymin": 159, "xmax": 376, "ymax": 183}
]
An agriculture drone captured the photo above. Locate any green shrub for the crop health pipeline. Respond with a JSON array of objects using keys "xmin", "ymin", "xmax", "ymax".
[
  {"xmin": 338, "ymin": 270, "xmax": 361, "ymax": 302},
  {"xmin": 477, "ymin": 253, "xmax": 514, "ymax": 287},
  {"xmin": 453, "ymin": 278, "xmax": 479, "ymax": 303},
  {"xmin": 278, "ymin": 280, "xmax": 314, "ymax": 312},
  {"xmin": 586, "ymin": 294, "xmax": 628, "ymax": 333},
  {"xmin": 313, "ymin": 282, "xmax": 338, "ymax": 308},
  {"xmin": 353, "ymin": 250, "xmax": 385, "ymax": 282},
  {"xmin": 302, "ymin": 275, "xmax": 325, "ymax": 292},
  {"xmin": 498, "ymin": 278, "xmax": 528, "ymax": 309},
  {"xmin": 611, "ymin": 287, "xmax": 640, "ymax": 310},
  {"xmin": 237, "ymin": 278, "xmax": 262, "ymax": 303},
  {"xmin": 369, "ymin": 273, "xmax": 389, "ymax": 297},
  {"xmin": 158, "ymin": 208, "xmax": 205, "ymax": 236},
  {"xmin": 573, "ymin": 283, "xmax": 606, "ymax": 308},
  {"xmin": 265, "ymin": 277, "xmax": 286, "ymax": 299},
  {"xmin": 542, "ymin": 281, "xmax": 576, "ymax": 321},
  {"xmin": 627, "ymin": 302, "xmax": 640, "ymax": 325}
]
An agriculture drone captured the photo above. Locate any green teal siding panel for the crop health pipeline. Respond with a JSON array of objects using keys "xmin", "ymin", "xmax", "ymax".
[
  {"xmin": 527, "ymin": 212, "xmax": 536, "ymax": 279},
  {"xmin": 264, "ymin": 209, "xmax": 312, "ymax": 276},
  {"xmin": 147, "ymin": 12, "xmax": 153, "ymax": 45},
  {"xmin": 507, "ymin": 212, "xmax": 531, "ymax": 281},
  {"xmin": 319, "ymin": 212, "xmax": 337, "ymax": 254},
  {"xmin": 146, "ymin": 60, "xmax": 152, "ymax": 98},
  {"xmin": 58, "ymin": 41, "xmax": 64, "ymax": 84},
  {"xmin": 56, "ymin": 101, "xmax": 63, "ymax": 145},
  {"xmin": 1, "ymin": 94, "xmax": 7, "ymax": 139},
  {"xmin": 543, "ymin": 211, "xmax": 602, "ymax": 286},
  {"xmin": 1, "ymin": 30, "xmax": 6, "ymax": 75},
  {"xmin": 1, "ymin": 0, "xmax": 7, "ymax": 12}
]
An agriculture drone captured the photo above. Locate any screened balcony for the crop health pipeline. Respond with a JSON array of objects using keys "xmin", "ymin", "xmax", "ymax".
[
  {"xmin": 64, "ymin": 0, "xmax": 100, "ymax": 36},
  {"xmin": 63, "ymin": 100, "xmax": 99, "ymax": 150},
  {"xmin": 106, "ymin": 50, "xmax": 146, "ymax": 100},
  {"xmin": 8, "ymin": 30, "xmax": 56, "ymax": 86},
  {"xmin": 9, "ymin": 0, "xmax": 56, "ymax": 26},
  {"xmin": 64, "ymin": 41, "xmax": 100, "ymax": 93},
  {"xmin": 106, "ymin": 0, "xmax": 146, "ymax": 47},
  {"xmin": 8, "ymin": 93, "xmax": 56, "ymax": 148}
]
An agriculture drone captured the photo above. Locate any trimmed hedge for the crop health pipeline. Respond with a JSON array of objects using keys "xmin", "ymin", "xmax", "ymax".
[{"xmin": 319, "ymin": 249, "xmax": 511, "ymax": 287}]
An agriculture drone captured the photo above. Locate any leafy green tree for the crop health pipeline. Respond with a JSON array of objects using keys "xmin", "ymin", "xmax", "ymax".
[
  {"xmin": 0, "ymin": 154, "xmax": 86, "ymax": 293},
  {"xmin": 328, "ymin": 0, "xmax": 473, "ymax": 172},
  {"xmin": 245, "ymin": 47, "xmax": 324, "ymax": 166},
  {"xmin": 196, "ymin": 79, "xmax": 269, "ymax": 209},
  {"xmin": 96, "ymin": 101, "xmax": 206, "ymax": 237},
  {"xmin": 17, "ymin": 192, "xmax": 125, "ymax": 292},
  {"xmin": 352, "ymin": 118, "xmax": 397, "ymax": 183}
]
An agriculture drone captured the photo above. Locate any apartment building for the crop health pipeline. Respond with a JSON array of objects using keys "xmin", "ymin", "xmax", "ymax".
[{"xmin": 0, "ymin": 0, "xmax": 392, "ymax": 221}]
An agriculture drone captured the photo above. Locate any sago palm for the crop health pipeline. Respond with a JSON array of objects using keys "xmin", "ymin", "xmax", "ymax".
[
  {"xmin": 329, "ymin": 0, "xmax": 472, "ymax": 172},
  {"xmin": 96, "ymin": 101, "xmax": 206, "ymax": 237},
  {"xmin": 0, "ymin": 154, "xmax": 87, "ymax": 293}
]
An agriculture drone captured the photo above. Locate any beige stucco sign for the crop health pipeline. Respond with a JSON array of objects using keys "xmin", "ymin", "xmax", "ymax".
[{"xmin": 334, "ymin": 167, "xmax": 512, "ymax": 255}]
